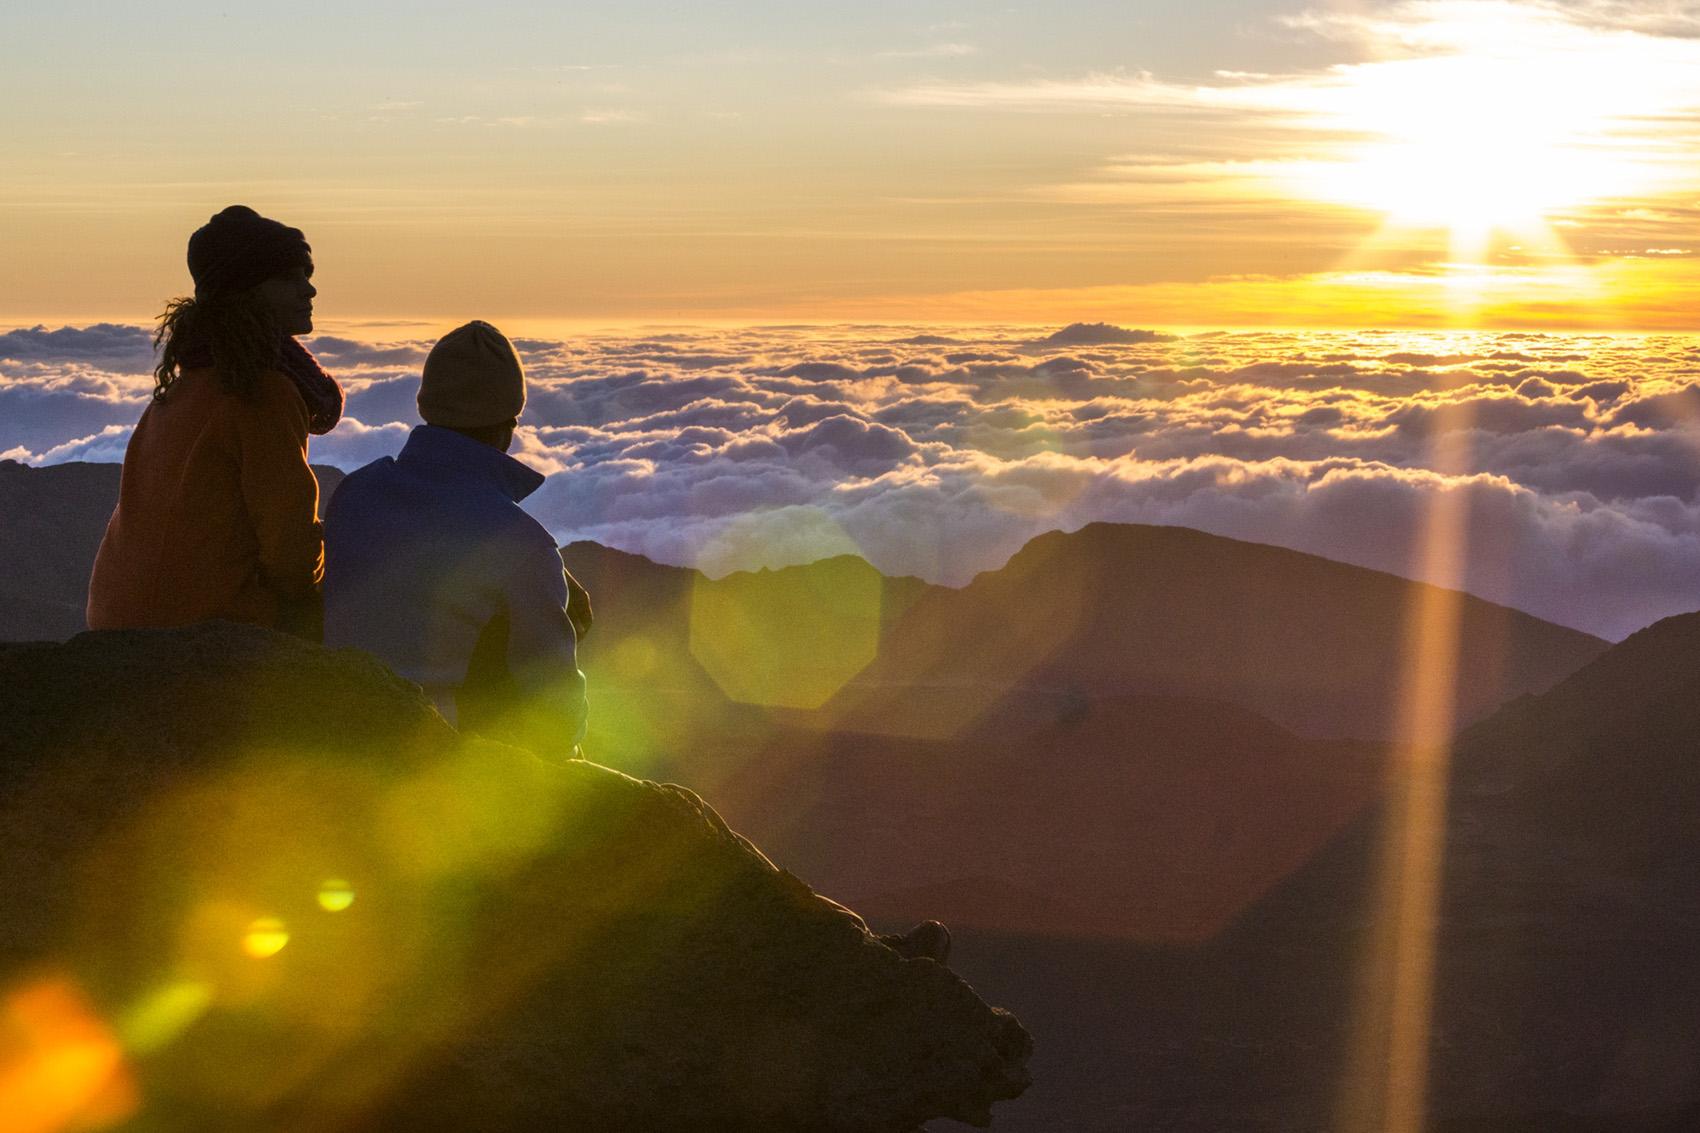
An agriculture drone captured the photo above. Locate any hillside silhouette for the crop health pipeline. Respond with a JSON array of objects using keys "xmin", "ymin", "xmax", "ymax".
[
  {"xmin": 561, "ymin": 522, "xmax": 1604, "ymax": 744},
  {"xmin": 945, "ymin": 612, "xmax": 1700, "ymax": 1130},
  {"xmin": 1020, "ymin": 322, "xmax": 1178, "ymax": 348},
  {"xmin": 0, "ymin": 624, "xmax": 1030, "ymax": 1131},
  {"xmin": 547, "ymin": 523, "xmax": 1605, "ymax": 956},
  {"xmin": 691, "ymin": 692, "xmax": 1387, "ymax": 943}
]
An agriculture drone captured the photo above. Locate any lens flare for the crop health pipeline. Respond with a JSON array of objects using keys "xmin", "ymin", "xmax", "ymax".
[
  {"xmin": 609, "ymin": 636, "xmax": 661, "ymax": 682},
  {"xmin": 241, "ymin": 918, "xmax": 290, "ymax": 960},
  {"xmin": 1340, "ymin": 404, "xmax": 1474, "ymax": 1133},
  {"xmin": 689, "ymin": 554, "xmax": 883, "ymax": 710},
  {"xmin": 0, "ymin": 975, "xmax": 137, "ymax": 1133},
  {"xmin": 316, "ymin": 879, "xmax": 355, "ymax": 913},
  {"xmin": 117, "ymin": 980, "xmax": 212, "ymax": 1055}
]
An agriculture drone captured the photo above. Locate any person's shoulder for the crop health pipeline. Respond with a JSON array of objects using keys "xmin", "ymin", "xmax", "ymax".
[
  {"xmin": 499, "ymin": 506, "xmax": 561, "ymax": 557},
  {"xmin": 332, "ymin": 456, "xmax": 402, "ymax": 494},
  {"xmin": 348, "ymin": 452, "xmax": 399, "ymax": 477},
  {"xmin": 254, "ymin": 366, "xmax": 307, "ymax": 406},
  {"xmin": 218, "ymin": 367, "xmax": 309, "ymax": 427},
  {"xmin": 324, "ymin": 457, "xmax": 398, "ymax": 514}
]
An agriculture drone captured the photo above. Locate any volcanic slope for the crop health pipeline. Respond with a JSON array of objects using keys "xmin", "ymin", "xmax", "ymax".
[
  {"xmin": 565, "ymin": 522, "xmax": 1607, "ymax": 744},
  {"xmin": 941, "ymin": 610, "xmax": 1700, "ymax": 1131}
]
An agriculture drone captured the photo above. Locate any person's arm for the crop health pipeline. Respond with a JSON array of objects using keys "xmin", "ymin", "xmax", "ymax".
[
  {"xmin": 564, "ymin": 565, "xmax": 593, "ymax": 639},
  {"xmin": 238, "ymin": 370, "xmax": 324, "ymax": 604},
  {"xmin": 502, "ymin": 524, "xmax": 589, "ymax": 756}
]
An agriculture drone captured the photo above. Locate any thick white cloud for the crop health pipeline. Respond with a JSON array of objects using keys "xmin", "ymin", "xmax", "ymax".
[{"xmin": 4, "ymin": 322, "xmax": 1699, "ymax": 639}]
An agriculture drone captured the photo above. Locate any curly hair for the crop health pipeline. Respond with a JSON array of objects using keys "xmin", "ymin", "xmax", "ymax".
[{"xmin": 152, "ymin": 291, "xmax": 281, "ymax": 402}]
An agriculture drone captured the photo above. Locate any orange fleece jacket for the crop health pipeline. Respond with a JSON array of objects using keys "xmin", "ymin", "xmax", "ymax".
[{"xmin": 86, "ymin": 366, "xmax": 323, "ymax": 631}]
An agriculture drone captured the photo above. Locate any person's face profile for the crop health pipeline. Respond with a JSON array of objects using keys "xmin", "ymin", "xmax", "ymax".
[{"xmin": 253, "ymin": 264, "xmax": 317, "ymax": 336}]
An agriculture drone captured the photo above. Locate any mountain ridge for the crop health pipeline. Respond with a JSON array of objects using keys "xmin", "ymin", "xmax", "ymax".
[
  {"xmin": 564, "ymin": 519, "xmax": 1607, "ymax": 742},
  {"xmin": 2, "ymin": 459, "xmax": 1609, "ymax": 743}
]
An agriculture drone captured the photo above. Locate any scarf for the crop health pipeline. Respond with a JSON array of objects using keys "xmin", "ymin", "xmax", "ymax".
[
  {"xmin": 180, "ymin": 336, "xmax": 343, "ymax": 436},
  {"xmin": 277, "ymin": 337, "xmax": 343, "ymax": 436}
]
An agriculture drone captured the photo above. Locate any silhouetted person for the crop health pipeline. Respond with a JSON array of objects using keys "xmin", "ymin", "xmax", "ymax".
[
  {"xmin": 87, "ymin": 205, "xmax": 340, "ymax": 636},
  {"xmin": 322, "ymin": 321, "xmax": 590, "ymax": 759}
]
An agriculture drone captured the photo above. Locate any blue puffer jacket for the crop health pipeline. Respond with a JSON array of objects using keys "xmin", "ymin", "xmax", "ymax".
[{"xmin": 323, "ymin": 425, "xmax": 586, "ymax": 754}]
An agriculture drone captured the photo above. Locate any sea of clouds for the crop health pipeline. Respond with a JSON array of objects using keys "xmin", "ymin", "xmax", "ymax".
[{"xmin": 4, "ymin": 321, "xmax": 1698, "ymax": 640}]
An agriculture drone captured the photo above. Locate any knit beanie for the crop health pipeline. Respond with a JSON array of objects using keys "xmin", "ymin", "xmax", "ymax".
[
  {"xmin": 418, "ymin": 321, "xmax": 527, "ymax": 428},
  {"xmin": 186, "ymin": 205, "xmax": 312, "ymax": 300}
]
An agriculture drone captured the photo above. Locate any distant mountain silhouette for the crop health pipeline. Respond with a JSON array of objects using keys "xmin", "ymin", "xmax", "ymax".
[
  {"xmin": 553, "ymin": 524, "xmax": 1604, "ymax": 952},
  {"xmin": 1426, "ymin": 611, "xmax": 1700, "ymax": 1125},
  {"xmin": 692, "ymin": 692, "xmax": 1386, "ymax": 943},
  {"xmin": 948, "ymin": 611, "xmax": 1700, "ymax": 1130},
  {"xmin": 567, "ymin": 522, "xmax": 1606, "ymax": 743},
  {"xmin": 0, "ymin": 460, "xmax": 343, "ymax": 640},
  {"xmin": 877, "ymin": 523, "xmax": 1605, "ymax": 740},
  {"xmin": 0, "ymin": 461, "xmax": 127, "ymax": 641},
  {"xmin": 3, "ymin": 464, "xmax": 1607, "ymax": 743},
  {"xmin": 1023, "ymin": 322, "xmax": 1178, "ymax": 348}
]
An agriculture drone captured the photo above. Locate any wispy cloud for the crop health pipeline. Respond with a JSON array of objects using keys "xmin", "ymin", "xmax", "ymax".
[
  {"xmin": 879, "ymin": 42, "xmax": 977, "ymax": 59},
  {"xmin": 579, "ymin": 109, "xmax": 647, "ymax": 125}
]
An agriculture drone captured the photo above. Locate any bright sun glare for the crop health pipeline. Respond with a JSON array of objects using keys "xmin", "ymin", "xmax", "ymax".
[{"xmin": 1280, "ymin": 3, "xmax": 1682, "ymax": 250}]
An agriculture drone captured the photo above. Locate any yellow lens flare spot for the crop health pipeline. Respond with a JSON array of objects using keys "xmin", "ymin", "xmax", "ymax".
[
  {"xmin": 316, "ymin": 879, "xmax": 355, "ymax": 912},
  {"xmin": 241, "ymin": 918, "xmax": 290, "ymax": 959},
  {"xmin": 379, "ymin": 744, "xmax": 565, "ymax": 880}
]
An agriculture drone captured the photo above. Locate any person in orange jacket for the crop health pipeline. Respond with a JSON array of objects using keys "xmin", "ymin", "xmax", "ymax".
[{"xmin": 86, "ymin": 205, "xmax": 342, "ymax": 637}]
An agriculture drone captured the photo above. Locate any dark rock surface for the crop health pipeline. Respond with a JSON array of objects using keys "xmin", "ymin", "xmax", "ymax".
[{"xmin": 0, "ymin": 624, "xmax": 1030, "ymax": 1131}]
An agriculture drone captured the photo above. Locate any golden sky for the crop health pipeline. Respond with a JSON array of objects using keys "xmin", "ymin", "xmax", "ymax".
[{"xmin": 4, "ymin": 0, "xmax": 1698, "ymax": 328}]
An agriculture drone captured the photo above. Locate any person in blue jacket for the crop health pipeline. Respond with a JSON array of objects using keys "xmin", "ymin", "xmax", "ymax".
[{"xmin": 323, "ymin": 320, "xmax": 590, "ymax": 759}]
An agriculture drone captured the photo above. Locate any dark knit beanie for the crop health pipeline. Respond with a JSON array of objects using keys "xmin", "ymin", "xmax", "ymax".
[
  {"xmin": 186, "ymin": 205, "xmax": 312, "ymax": 300},
  {"xmin": 418, "ymin": 321, "xmax": 527, "ymax": 428}
]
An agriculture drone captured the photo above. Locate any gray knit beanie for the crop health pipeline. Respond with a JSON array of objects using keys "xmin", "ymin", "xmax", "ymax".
[{"xmin": 418, "ymin": 321, "xmax": 527, "ymax": 428}]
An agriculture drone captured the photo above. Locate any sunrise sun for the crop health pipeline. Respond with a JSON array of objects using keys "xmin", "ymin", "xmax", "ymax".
[{"xmin": 1278, "ymin": 3, "xmax": 1680, "ymax": 250}]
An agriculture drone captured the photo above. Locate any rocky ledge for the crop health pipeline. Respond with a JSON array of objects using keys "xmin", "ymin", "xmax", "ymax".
[{"xmin": 0, "ymin": 623, "xmax": 1031, "ymax": 1131}]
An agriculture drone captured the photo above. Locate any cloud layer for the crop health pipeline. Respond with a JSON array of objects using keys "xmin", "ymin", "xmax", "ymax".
[{"xmin": 5, "ymin": 322, "xmax": 1700, "ymax": 640}]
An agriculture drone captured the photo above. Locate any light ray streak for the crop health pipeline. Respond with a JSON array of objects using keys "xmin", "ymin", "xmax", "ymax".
[{"xmin": 1339, "ymin": 403, "xmax": 1473, "ymax": 1131}]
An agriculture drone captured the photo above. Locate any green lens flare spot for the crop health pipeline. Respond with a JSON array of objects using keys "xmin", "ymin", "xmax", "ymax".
[
  {"xmin": 317, "ymin": 879, "xmax": 355, "ymax": 912},
  {"xmin": 119, "ymin": 980, "xmax": 213, "ymax": 1054}
]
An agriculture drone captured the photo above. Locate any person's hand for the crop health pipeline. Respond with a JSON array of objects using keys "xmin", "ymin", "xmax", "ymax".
[{"xmin": 564, "ymin": 568, "xmax": 593, "ymax": 639}]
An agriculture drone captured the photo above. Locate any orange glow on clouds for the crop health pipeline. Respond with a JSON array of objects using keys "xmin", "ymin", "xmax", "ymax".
[{"xmin": 805, "ymin": 257, "xmax": 1700, "ymax": 331}]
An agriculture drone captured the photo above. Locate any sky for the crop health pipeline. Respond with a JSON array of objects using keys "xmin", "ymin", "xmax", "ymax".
[{"xmin": 4, "ymin": 0, "xmax": 1700, "ymax": 327}]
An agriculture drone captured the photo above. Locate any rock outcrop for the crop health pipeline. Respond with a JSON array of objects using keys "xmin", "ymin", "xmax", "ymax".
[{"xmin": 0, "ymin": 624, "xmax": 1031, "ymax": 1131}]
